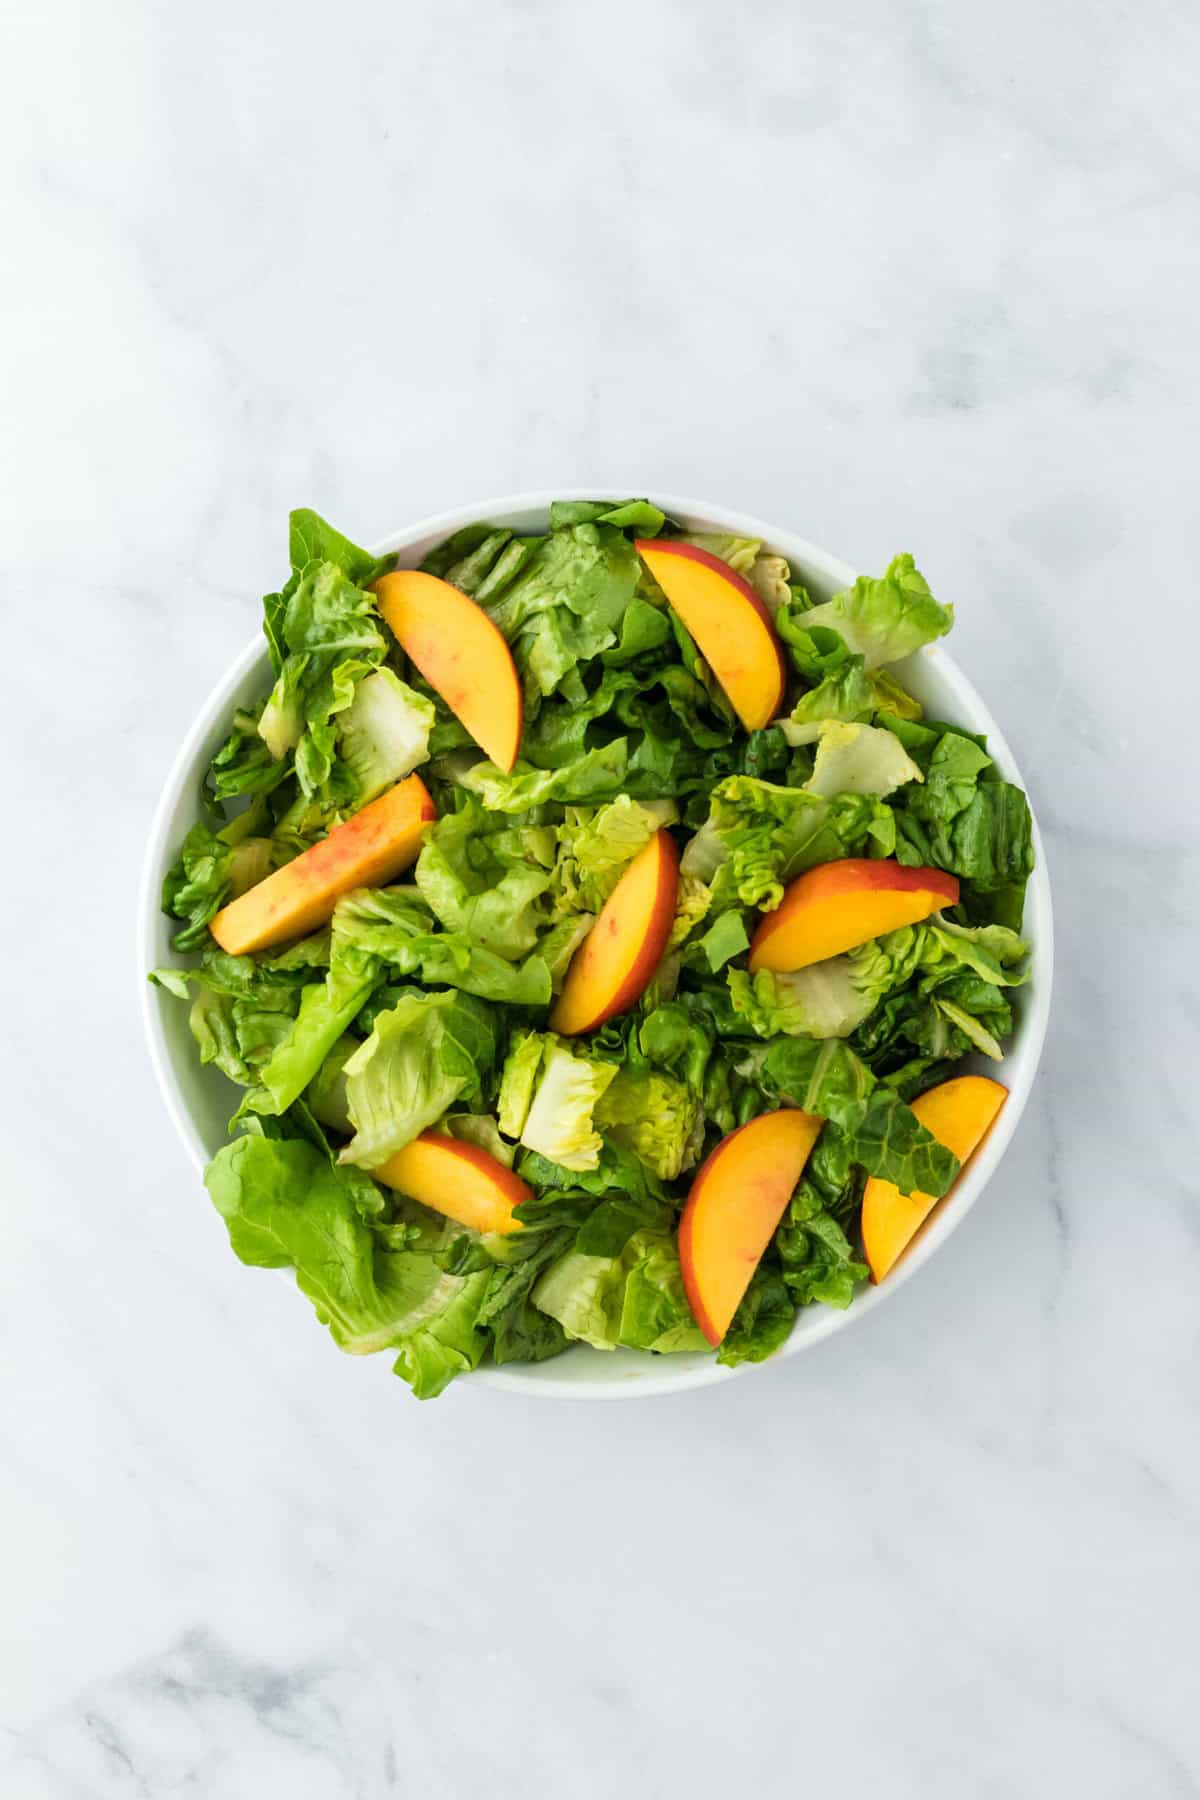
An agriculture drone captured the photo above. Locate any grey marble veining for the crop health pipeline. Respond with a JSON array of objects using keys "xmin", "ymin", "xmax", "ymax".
[{"xmin": 4, "ymin": 0, "xmax": 1199, "ymax": 1794}]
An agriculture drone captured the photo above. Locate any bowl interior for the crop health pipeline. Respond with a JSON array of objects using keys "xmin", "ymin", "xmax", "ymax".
[{"xmin": 140, "ymin": 492, "xmax": 1052, "ymax": 1399}]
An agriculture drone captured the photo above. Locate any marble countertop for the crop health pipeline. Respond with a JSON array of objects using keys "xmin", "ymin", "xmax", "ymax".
[{"xmin": 5, "ymin": 1, "xmax": 1198, "ymax": 1794}]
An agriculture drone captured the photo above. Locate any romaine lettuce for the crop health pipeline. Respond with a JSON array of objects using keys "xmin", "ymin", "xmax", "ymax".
[
  {"xmin": 205, "ymin": 1134, "xmax": 490, "ymax": 1397},
  {"xmin": 516, "ymin": 1040, "xmax": 618, "ymax": 1172},
  {"xmin": 794, "ymin": 555, "xmax": 953, "ymax": 669},
  {"xmin": 339, "ymin": 990, "xmax": 500, "ymax": 1169}
]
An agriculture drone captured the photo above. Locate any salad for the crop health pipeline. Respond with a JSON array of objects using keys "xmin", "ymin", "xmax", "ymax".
[{"xmin": 153, "ymin": 500, "xmax": 1035, "ymax": 1399}]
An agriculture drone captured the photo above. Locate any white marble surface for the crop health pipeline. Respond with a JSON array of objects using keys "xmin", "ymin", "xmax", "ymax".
[{"xmin": 4, "ymin": 0, "xmax": 1199, "ymax": 1793}]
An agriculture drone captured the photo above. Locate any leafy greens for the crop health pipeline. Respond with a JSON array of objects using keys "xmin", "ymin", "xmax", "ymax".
[{"xmin": 155, "ymin": 504, "xmax": 1035, "ymax": 1396}]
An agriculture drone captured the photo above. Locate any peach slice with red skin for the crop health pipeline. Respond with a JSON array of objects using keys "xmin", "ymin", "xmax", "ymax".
[
  {"xmin": 861, "ymin": 1075, "xmax": 1007, "ymax": 1282},
  {"xmin": 209, "ymin": 773, "xmax": 436, "ymax": 956},
  {"xmin": 634, "ymin": 538, "xmax": 786, "ymax": 732},
  {"xmin": 372, "ymin": 568, "xmax": 523, "ymax": 772},
  {"xmin": 679, "ymin": 1108, "xmax": 823, "ymax": 1346},
  {"xmin": 549, "ymin": 829, "xmax": 679, "ymax": 1036},
  {"xmin": 374, "ymin": 1132, "xmax": 531, "ymax": 1236},
  {"xmin": 749, "ymin": 858, "xmax": 960, "ymax": 973}
]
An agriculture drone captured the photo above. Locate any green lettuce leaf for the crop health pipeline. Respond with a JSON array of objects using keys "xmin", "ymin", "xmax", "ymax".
[
  {"xmin": 254, "ymin": 960, "xmax": 377, "ymax": 1114},
  {"xmin": 288, "ymin": 509, "xmax": 389, "ymax": 586},
  {"xmin": 776, "ymin": 1186, "xmax": 867, "ymax": 1308},
  {"xmin": 160, "ymin": 821, "xmax": 276, "ymax": 952},
  {"xmin": 530, "ymin": 1248, "xmax": 623, "ymax": 1350},
  {"xmin": 337, "ymin": 668, "xmax": 434, "ymax": 802},
  {"xmin": 760, "ymin": 1039, "xmax": 959, "ymax": 1196},
  {"xmin": 150, "ymin": 948, "xmax": 304, "ymax": 1086},
  {"xmin": 617, "ymin": 1233, "xmax": 708, "ymax": 1351},
  {"xmin": 717, "ymin": 1268, "xmax": 796, "ymax": 1366},
  {"xmin": 532, "ymin": 1228, "xmax": 705, "ymax": 1353},
  {"xmin": 681, "ymin": 776, "xmax": 896, "ymax": 914},
  {"xmin": 679, "ymin": 532, "xmax": 760, "ymax": 575},
  {"xmin": 726, "ymin": 961, "xmax": 878, "ymax": 1040},
  {"xmin": 305, "ymin": 1034, "xmax": 357, "ymax": 1134},
  {"xmin": 257, "ymin": 561, "xmax": 387, "ymax": 801},
  {"xmin": 497, "ymin": 1031, "xmax": 545, "ymax": 1139},
  {"xmin": 794, "ymin": 555, "xmax": 953, "ymax": 669},
  {"xmin": 205, "ymin": 1134, "xmax": 488, "ymax": 1397},
  {"xmin": 516, "ymin": 1141, "xmax": 671, "ymax": 1212},
  {"xmin": 802, "ymin": 722, "xmax": 923, "ymax": 800},
  {"xmin": 551, "ymin": 797, "xmax": 676, "ymax": 916},
  {"xmin": 697, "ymin": 909, "xmax": 750, "ymax": 972},
  {"xmin": 549, "ymin": 498, "xmax": 667, "ymax": 535},
  {"xmin": 339, "ymin": 990, "xmax": 500, "ymax": 1168},
  {"xmin": 517, "ymin": 1040, "xmax": 618, "ymax": 1172},
  {"xmin": 415, "ymin": 801, "xmax": 553, "ymax": 958},
  {"xmin": 206, "ymin": 712, "xmax": 293, "ymax": 804},
  {"xmin": 887, "ymin": 719, "xmax": 1035, "ymax": 929},
  {"xmin": 330, "ymin": 885, "xmax": 551, "ymax": 1006},
  {"xmin": 453, "ymin": 742, "xmax": 630, "ymax": 811},
  {"xmin": 593, "ymin": 1067, "xmax": 703, "ymax": 1180},
  {"xmin": 844, "ymin": 918, "xmax": 1026, "ymax": 1073},
  {"xmin": 482, "ymin": 523, "xmax": 641, "ymax": 701},
  {"xmin": 787, "ymin": 657, "xmax": 923, "ymax": 729}
]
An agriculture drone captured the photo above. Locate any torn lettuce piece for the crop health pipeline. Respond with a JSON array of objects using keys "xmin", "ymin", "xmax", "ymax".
[
  {"xmin": 257, "ymin": 560, "xmax": 388, "ymax": 800},
  {"xmin": 749, "ymin": 553, "xmax": 792, "ymax": 615},
  {"xmin": 532, "ymin": 1229, "xmax": 705, "ymax": 1353},
  {"xmin": 549, "ymin": 498, "xmax": 667, "ymax": 535},
  {"xmin": 330, "ymin": 885, "xmax": 552, "ymax": 1007},
  {"xmin": 306, "ymin": 1034, "xmax": 357, "ymax": 1134},
  {"xmin": 795, "ymin": 555, "xmax": 953, "ymax": 669},
  {"xmin": 287, "ymin": 509, "xmax": 391, "ymax": 587},
  {"xmin": 339, "ymin": 990, "xmax": 500, "ymax": 1169},
  {"xmin": 160, "ymin": 820, "xmax": 276, "ymax": 952},
  {"xmin": 776, "ymin": 1187, "xmax": 868, "ymax": 1308},
  {"xmin": 205, "ymin": 1134, "xmax": 490, "ymax": 1397},
  {"xmin": 593, "ymin": 1068, "xmax": 704, "ymax": 1181},
  {"xmin": 697, "ymin": 909, "xmax": 749, "ymax": 973},
  {"xmin": 802, "ymin": 722, "xmax": 924, "ymax": 800},
  {"xmin": 759, "ymin": 1038, "xmax": 960, "ymax": 1197},
  {"xmin": 517, "ymin": 1040, "xmax": 618, "ymax": 1172},
  {"xmin": 415, "ymin": 802, "xmax": 554, "ymax": 959},
  {"xmin": 717, "ymin": 1268, "xmax": 797, "ymax": 1366},
  {"xmin": 552, "ymin": 796, "xmax": 677, "ymax": 916},
  {"xmin": 251, "ymin": 960, "xmax": 377, "ymax": 1115},
  {"xmin": 497, "ymin": 1031, "xmax": 546, "ymax": 1139},
  {"xmin": 679, "ymin": 532, "xmax": 761, "ymax": 575},
  {"xmin": 338, "ymin": 668, "xmax": 435, "ymax": 802},
  {"xmin": 683, "ymin": 776, "xmax": 896, "ymax": 915},
  {"xmin": 482, "ymin": 523, "xmax": 641, "ymax": 701},
  {"xmin": 785, "ymin": 655, "xmax": 923, "ymax": 730},
  {"xmin": 727, "ymin": 961, "xmax": 878, "ymax": 1040}
]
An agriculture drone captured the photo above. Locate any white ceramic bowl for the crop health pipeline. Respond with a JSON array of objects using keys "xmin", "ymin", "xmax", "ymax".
[{"xmin": 139, "ymin": 492, "xmax": 1053, "ymax": 1399}]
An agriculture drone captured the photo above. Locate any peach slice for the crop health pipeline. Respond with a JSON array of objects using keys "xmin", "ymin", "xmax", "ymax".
[
  {"xmin": 749, "ymin": 858, "xmax": 960, "ymax": 973},
  {"xmin": 209, "ymin": 774, "xmax": 436, "ymax": 955},
  {"xmin": 635, "ymin": 538, "xmax": 786, "ymax": 732},
  {"xmin": 549, "ymin": 829, "xmax": 679, "ymax": 1035},
  {"xmin": 679, "ymin": 1109, "xmax": 823, "ymax": 1346},
  {"xmin": 374, "ymin": 1132, "xmax": 530, "ymax": 1236},
  {"xmin": 861, "ymin": 1075, "xmax": 1007, "ymax": 1282},
  {"xmin": 372, "ymin": 569, "xmax": 522, "ymax": 772}
]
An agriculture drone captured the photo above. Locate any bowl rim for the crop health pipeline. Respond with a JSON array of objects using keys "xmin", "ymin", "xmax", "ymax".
[{"xmin": 138, "ymin": 489, "xmax": 1054, "ymax": 1400}]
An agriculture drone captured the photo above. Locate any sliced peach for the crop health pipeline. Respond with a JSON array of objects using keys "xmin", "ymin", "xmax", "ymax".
[
  {"xmin": 861, "ymin": 1075, "xmax": 1007, "ymax": 1282},
  {"xmin": 635, "ymin": 538, "xmax": 786, "ymax": 732},
  {"xmin": 749, "ymin": 858, "xmax": 959, "ymax": 973},
  {"xmin": 679, "ymin": 1109, "xmax": 823, "ymax": 1346},
  {"xmin": 549, "ymin": 829, "xmax": 679, "ymax": 1035},
  {"xmin": 374, "ymin": 1132, "xmax": 530, "ymax": 1236},
  {"xmin": 373, "ymin": 569, "xmax": 522, "ymax": 772},
  {"xmin": 209, "ymin": 774, "xmax": 436, "ymax": 955}
]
